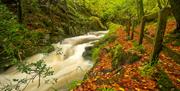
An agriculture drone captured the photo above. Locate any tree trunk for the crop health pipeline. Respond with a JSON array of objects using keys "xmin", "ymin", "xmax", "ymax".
[
  {"xmin": 139, "ymin": 0, "xmax": 144, "ymax": 18},
  {"xmin": 126, "ymin": 19, "xmax": 131, "ymax": 37},
  {"xmin": 169, "ymin": 0, "xmax": 180, "ymax": 33},
  {"xmin": 64, "ymin": 0, "xmax": 70, "ymax": 35},
  {"xmin": 131, "ymin": 21, "xmax": 135, "ymax": 40},
  {"xmin": 138, "ymin": 16, "xmax": 146, "ymax": 45},
  {"xmin": 136, "ymin": 0, "xmax": 144, "ymax": 22},
  {"xmin": 17, "ymin": 0, "xmax": 22, "ymax": 23},
  {"xmin": 150, "ymin": 8, "xmax": 170, "ymax": 64}
]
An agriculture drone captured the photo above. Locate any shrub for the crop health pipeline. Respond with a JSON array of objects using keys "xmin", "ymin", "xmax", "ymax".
[
  {"xmin": 111, "ymin": 43, "xmax": 141, "ymax": 69},
  {"xmin": 110, "ymin": 43, "xmax": 124, "ymax": 69},
  {"xmin": 139, "ymin": 60, "xmax": 160, "ymax": 77},
  {"xmin": 131, "ymin": 40, "xmax": 145, "ymax": 53},
  {"xmin": 92, "ymin": 47, "xmax": 101, "ymax": 62},
  {"xmin": 68, "ymin": 80, "xmax": 83, "ymax": 90}
]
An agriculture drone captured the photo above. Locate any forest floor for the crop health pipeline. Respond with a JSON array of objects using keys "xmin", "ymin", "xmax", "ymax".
[{"xmin": 73, "ymin": 19, "xmax": 180, "ymax": 91}]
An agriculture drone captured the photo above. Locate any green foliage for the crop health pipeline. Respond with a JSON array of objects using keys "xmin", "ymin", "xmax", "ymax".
[
  {"xmin": 0, "ymin": 3, "xmax": 54, "ymax": 69},
  {"xmin": 97, "ymin": 23, "xmax": 119, "ymax": 46},
  {"xmin": 88, "ymin": 16, "xmax": 107, "ymax": 30},
  {"xmin": 143, "ymin": 0, "xmax": 159, "ymax": 14},
  {"xmin": 92, "ymin": 47, "xmax": 101, "ymax": 62},
  {"xmin": 100, "ymin": 34, "xmax": 118, "ymax": 45},
  {"xmin": 0, "ymin": 60, "xmax": 54, "ymax": 91},
  {"xmin": 20, "ymin": 0, "xmax": 107, "ymax": 36},
  {"xmin": 74, "ymin": 0, "xmax": 161, "ymax": 24},
  {"xmin": 107, "ymin": 23, "xmax": 120, "ymax": 34},
  {"xmin": 97, "ymin": 87, "xmax": 116, "ymax": 91},
  {"xmin": 140, "ymin": 62, "xmax": 158, "ymax": 77},
  {"xmin": 17, "ymin": 60, "xmax": 54, "ymax": 76},
  {"xmin": 110, "ymin": 42, "xmax": 140, "ymax": 69},
  {"xmin": 92, "ymin": 26, "xmax": 118, "ymax": 62},
  {"xmin": 0, "ymin": 3, "xmax": 26, "ymax": 68},
  {"xmin": 110, "ymin": 43, "xmax": 124, "ymax": 69},
  {"xmin": 131, "ymin": 40, "xmax": 145, "ymax": 53},
  {"xmin": 68, "ymin": 80, "xmax": 83, "ymax": 90},
  {"xmin": 129, "ymin": 53, "xmax": 141, "ymax": 62}
]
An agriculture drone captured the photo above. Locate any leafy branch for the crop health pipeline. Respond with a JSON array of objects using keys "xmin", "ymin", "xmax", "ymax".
[{"xmin": 0, "ymin": 60, "xmax": 54, "ymax": 91}]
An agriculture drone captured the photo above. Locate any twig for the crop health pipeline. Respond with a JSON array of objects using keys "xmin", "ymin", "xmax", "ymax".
[{"xmin": 18, "ymin": 50, "xmax": 22, "ymax": 62}]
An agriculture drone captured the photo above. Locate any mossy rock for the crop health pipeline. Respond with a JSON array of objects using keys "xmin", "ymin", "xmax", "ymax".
[{"xmin": 83, "ymin": 46, "xmax": 94, "ymax": 60}]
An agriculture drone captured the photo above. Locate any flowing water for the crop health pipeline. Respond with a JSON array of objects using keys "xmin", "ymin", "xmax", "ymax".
[{"xmin": 0, "ymin": 31, "xmax": 108, "ymax": 91}]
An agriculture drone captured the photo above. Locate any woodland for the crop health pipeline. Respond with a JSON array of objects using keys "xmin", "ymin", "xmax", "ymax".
[{"xmin": 0, "ymin": 0, "xmax": 180, "ymax": 91}]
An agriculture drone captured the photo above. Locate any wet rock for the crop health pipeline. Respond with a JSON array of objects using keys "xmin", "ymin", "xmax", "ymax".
[{"xmin": 83, "ymin": 46, "xmax": 94, "ymax": 60}]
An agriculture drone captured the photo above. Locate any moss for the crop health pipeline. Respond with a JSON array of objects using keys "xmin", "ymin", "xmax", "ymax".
[
  {"xmin": 139, "ymin": 62, "xmax": 157, "ymax": 77},
  {"xmin": 110, "ymin": 43, "xmax": 124, "ymax": 69},
  {"xmin": 111, "ymin": 43, "xmax": 141, "ymax": 69},
  {"xmin": 91, "ymin": 27, "xmax": 118, "ymax": 63},
  {"xmin": 156, "ymin": 70, "xmax": 179, "ymax": 91},
  {"xmin": 127, "ymin": 52, "xmax": 141, "ymax": 63},
  {"xmin": 130, "ymin": 40, "xmax": 145, "ymax": 53},
  {"xmin": 92, "ymin": 47, "xmax": 101, "ymax": 62}
]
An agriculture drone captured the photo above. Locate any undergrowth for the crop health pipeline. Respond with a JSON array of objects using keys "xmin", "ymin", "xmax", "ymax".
[
  {"xmin": 0, "ymin": 3, "xmax": 54, "ymax": 70},
  {"xmin": 110, "ymin": 42, "xmax": 141, "ymax": 69},
  {"xmin": 131, "ymin": 40, "xmax": 145, "ymax": 53},
  {"xmin": 92, "ymin": 23, "xmax": 119, "ymax": 62},
  {"xmin": 68, "ymin": 80, "xmax": 83, "ymax": 90},
  {"xmin": 110, "ymin": 43, "xmax": 124, "ymax": 69},
  {"xmin": 139, "ymin": 61, "xmax": 158, "ymax": 77}
]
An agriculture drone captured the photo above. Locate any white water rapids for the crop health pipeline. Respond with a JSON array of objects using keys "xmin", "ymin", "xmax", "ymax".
[{"xmin": 0, "ymin": 31, "xmax": 108, "ymax": 91}]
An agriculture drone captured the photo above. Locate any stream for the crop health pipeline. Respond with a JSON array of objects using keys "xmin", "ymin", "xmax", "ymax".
[{"xmin": 0, "ymin": 31, "xmax": 107, "ymax": 91}]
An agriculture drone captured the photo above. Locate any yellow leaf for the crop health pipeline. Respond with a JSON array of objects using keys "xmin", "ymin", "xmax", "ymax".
[
  {"xmin": 177, "ymin": 78, "xmax": 180, "ymax": 82},
  {"xmin": 119, "ymin": 87, "xmax": 125, "ymax": 91}
]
